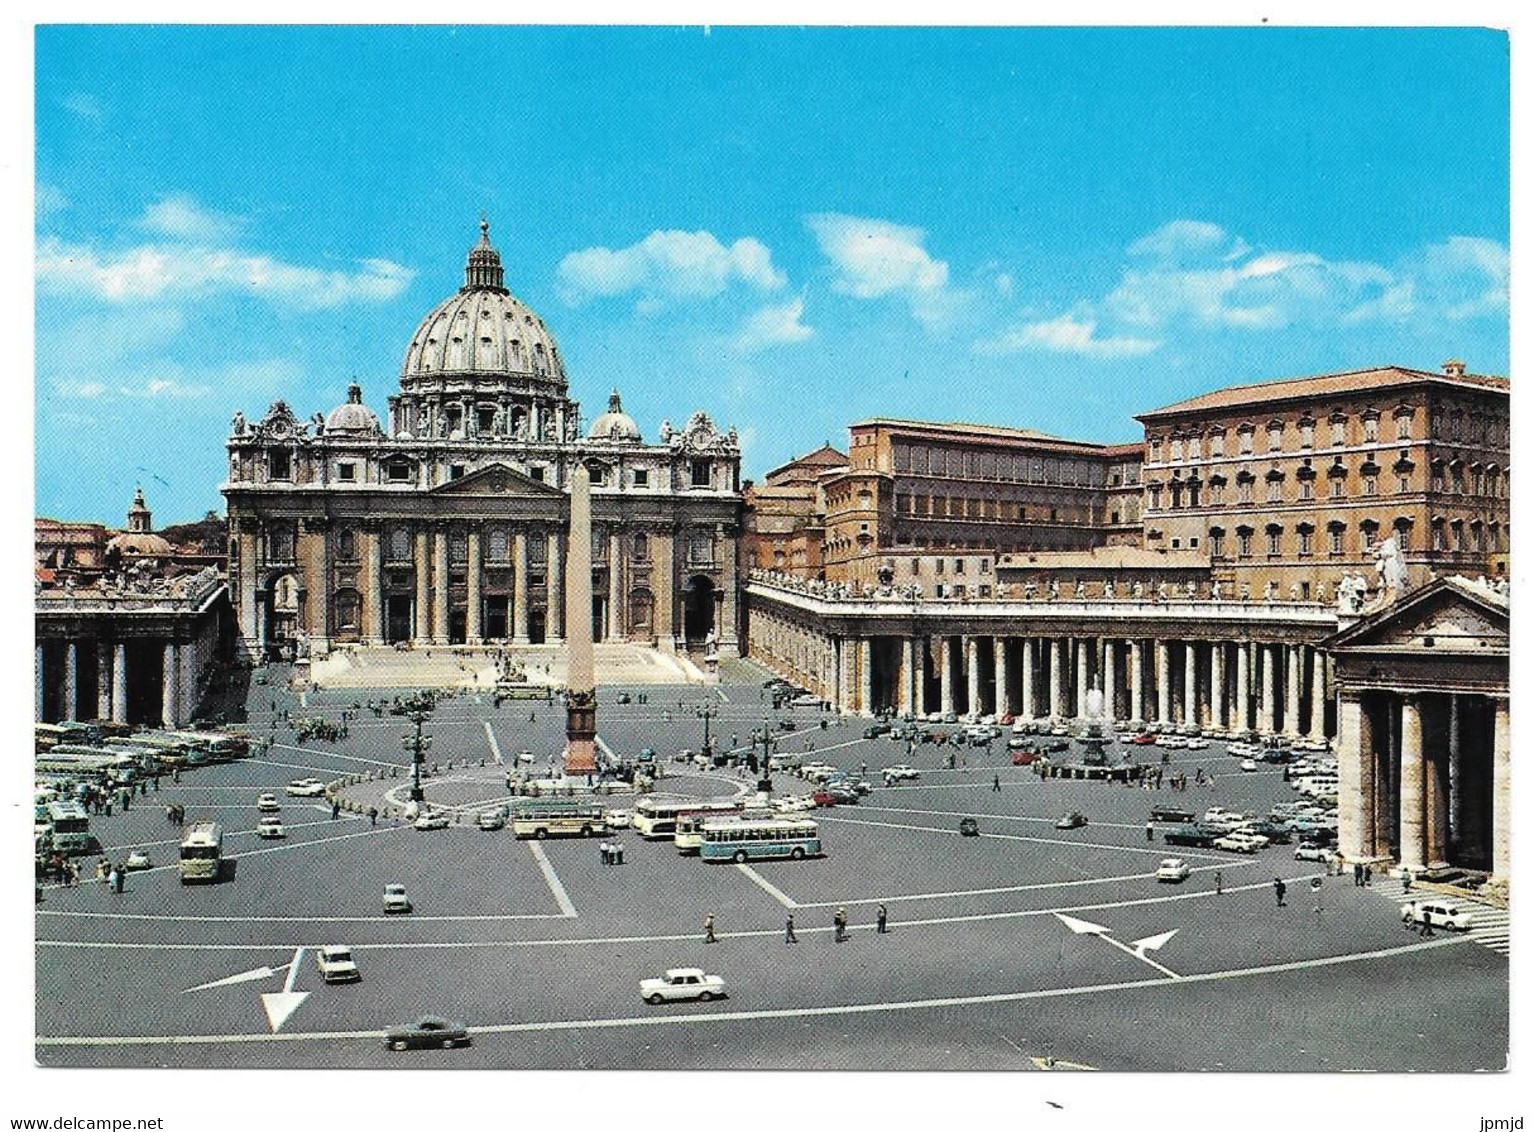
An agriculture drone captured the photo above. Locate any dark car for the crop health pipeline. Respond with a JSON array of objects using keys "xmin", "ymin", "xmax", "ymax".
[
  {"xmin": 862, "ymin": 723, "xmax": 892, "ymax": 739},
  {"xmin": 826, "ymin": 784, "xmax": 860, "ymax": 804},
  {"xmin": 1055, "ymin": 811, "xmax": 1087, "ymax": 830},
  {"xmin": 1041, "ymin": 739, "xmax": 1071, "ymax": 754},
  {"xmin": 1149, "ymin": 806, "xmax": 1197, "ymax": 824},
  {"xmin": 778, "ymin": 718, "xmax": 797, "ymax": 731},
  {"xmin": 385, "ymin": 1015, "xmax": 470, "ymax": 1051},
  {"xmin": 958, "ymin": 817, "xmax": 980, "ymax": 836},
  {"xmin": 1241, "ymin": 820, "xmax": 1293, "ymax": 844},
  {"xmin": 615, "ymin": 692, "xmax": 632, "ymax": 704},
  {"xmin": 1163, "ymin": 823, "xmax": 1218, "ymax": 848}
]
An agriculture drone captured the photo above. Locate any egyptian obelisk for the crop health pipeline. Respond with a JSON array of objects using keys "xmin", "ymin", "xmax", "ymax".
[{"xmin": 563, "ymin": 458, "xmax": 598, "ymax": 775}]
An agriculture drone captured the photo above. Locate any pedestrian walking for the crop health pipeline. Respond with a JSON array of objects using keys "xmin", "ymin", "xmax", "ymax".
[
  {"xmin": 1402, "ymin": 869, "xmax": 1413, "ymax": 894},
  {"xmin": 1146, "ymin": 822, "xmax": 1155, "ymax": 842},
  {"xmin": 876, "ymin": 903, "xmax": 888, "ymax": 934},
  {"xmin": 833, "ymin": 907, "xmax": 848, "ymax": 942},
  {"xmin": 615, "ymin": 843, "xmax": 625, "ymax": 865},
  {"xmin": 1420, "ymin": 914, "xmax": 1436, "ymax": 938},
  {"xmin": 1364, "ymin": 865, "xmax": 1373, "ymax": 886},
  {"xmin": 994, "ymin": 775, "xmax": 1002, "ymax": 792},
  {"xmin": 331, "ymin": 800, "xmax": 341, "ymax": 821},
  {"xmin": 785, "ymin": 914, "xmax": 798, "ymax": 944},
  {"xmin": 600, "ymin": 842, "xmax": 611, "ymax": 865},
  {"xmin": 704, "ymin": 912, "xmax": 717, "ymax": 943},
  {"xmin": 1215, "ymin": 870, "xmax": 1223, "ymax": 895},
  {"xmin": 1353, "ymin": 862, "xmax": 1364, "ymax": 887},
  {"xmin": 368, "ymin": 806, "xmax": 377, "ymax": 826},
  {"xmin": 1274, "ymin": 877, "xmax": 1287, "ymax": 907},
  {"xmin": 1403, "ymin": 901, "xmax": 1417, "ymax": 930}
]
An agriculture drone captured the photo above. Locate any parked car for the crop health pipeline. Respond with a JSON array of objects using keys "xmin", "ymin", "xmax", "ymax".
[
  {"xmin": 414, "ymin": 810, "xmax": 450, "ymax": 831},
  {"xmin": 605, "ymin": 809, "xmax": 632, "ymax": 828},
  {"xmin": 124, "ymin": 850, "xmax": 152, "ymax": 870},
  {"xmin": 315, "ymin": 945, "xmax": 361, "ymax": 983},
  {"xmin": 1240, "ymin": 820, "xmax": 1292, "ymax": 844},
  {"xmin": 1041, "ymin": 739, "xmax": 1071, "ymax": 754},
  {"xmin": 1185, "ymin": 737, "xmax": 1210, "ymax": 750},
  {"xmin": 1130, "ymin": 733, "xmax": 1157, "ymax": 746},
  {"xmin": 1150, "ymin": 806, "xmax": 1197, "ymax": 824},
  {"xmin": 1164, "ymin": 824, "xmax": 1218, "ymax": 848},
  {"xmin": 862, "ymin": 723, "xmax": 891, "ymax": 739},
  {"xmin": 1401, "ymin": 900, "xmax": 1474, "ymax": 932},
  {"xmin": 958, "ymin": 817, "xmax": 980, "ymax": 836},
  {"xmin": 1155, "ymin": 858, "xmax": 1191, "ymax": 883},
  {"xmin": 811, "ymin": 790, "xmax": 839, "ymax": 808},
  {"xmin": 257, "ymin": 793, "xmax": 281, "ymax": 812},
  {"xmin": 383, "ymin": 884, "xmax": 412, "ymax": 913},
  {"xmin": 384, "ymin": 1015, "xmax": 470, "ymax": 1051},
  {"xmin": 1293, "ymin": 844, "xmax": 1332, "ymax": 862},
  {"xmin": 1240, "ymin": 759, "xmax": 1260, "ymax": 772},
  {"xmin": 641, "ymin": 968, "xmax": 727, "ymax": 1004},
  {"xmin": 825, "ymin": 784, "xmax": 860, "ymax": 804},
  {"xmin": 285, "ymin": 778, "xmax": 326, "ymax": 797},
  {"xmin": 256, "ymin": 816, "xmax": 285, "ymax": 839},
  {"xmin": 1213, "ymin": 832, "xmax": 1266, "ymax": 854},
  {"xmin": 1011, "ymin": 749, "xmax": 1039, "ymax": 766},
  {"xmin": 476, "ymin": 809, "xmax": 507, "ymax": 831},
  {"xmin": 883, "ymin": 765, "xmax": 920, "ymax": 782},
  {"xmin": 1055, "ymin": 811, "xmax": 1088, "ymax": 830}
]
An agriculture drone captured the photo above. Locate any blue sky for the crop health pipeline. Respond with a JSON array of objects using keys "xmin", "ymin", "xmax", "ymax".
[{"xmin": 36, "ymin": 25, "xmax": 1509, "ymax": 525}]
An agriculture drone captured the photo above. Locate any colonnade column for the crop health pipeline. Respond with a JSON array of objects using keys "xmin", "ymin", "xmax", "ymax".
[
  {"xmin": 1308, "ymin": 648, "xmax": 1325, "ymax": 737},
  {"xmin": 413, "ymin": 531, "xmax": 431, "ymax": 643},
  {"xmin": 1284, "ymin": 645, "xmax": 1301, "ymax": 737},
  {"xmin": 858, "ymin": 638, "xmax": 873, "ymax": 715},
  {"xmin": 1075, "ymin": 639, "xmax": 1089, "ymax": 718},
  {"xmin": 1492, "ymin": 697, "xmax": 1510, "ymax": 882},
  {"xmin": 547, "ymin": 531, "xmax": 565, "ymax": 644},
  {"xmin": 1155, "ymin": 641, "xmax": 1171, "ymax": 726},
  {"xmin": 112, "ymin": 643, "xmax": 128, "ymax": 724},
  {"xmin": 1210, "ymin": 643, "xmax": 1226, "ymax": 731},
  {"xmin": 1129, "ymin": 640, "xmax": 1144, "ymax": 722},
  {"xmin": 899, "ymin": 638, "xmax": 916, "ymax": 716},
  {"xmin": 431, "ymin": 527, "xmax": 449, "ymax": 645},
  {"xmin": 1338, "ymin": 692, "xmax": 1375, "ymax": 860},
  {"xmin": 939, "ymin": 638, "xmax": 955, "ymax": 716},
  {"xmin": 830, "ymin": 637, "xmax": 844, "ymax": 711},
  {"xmin": 35, "ymin": 645, "xmax": 44, "ymax": 721},
  {"xmin": 466, "ymin": 529, "xmax": 483, "ymax": 644},
  {"xmin": 1257, "ymin": 645, "xmax": 1274, "ymax": 733},
  {"xmin": 1397, "ymin": 695, "xmax": 1427, "ymax": 871},
  {"xmin": 1019, "ymin": 638, "xmax": 1035, "ymax": 721},
  {"xmin": 512, "ymin": 530, "xmax": 530, "ymax": 644},
  {"xmin": 1235, "ymin": 643, "xmax": 1251, "ymax": 732},
  {"xmin": 1049, "ymin": 639, "xmax": 1064, "ymax": 719},
  {"xmin": 96, "ymin": 642, "xmax": 112, "ymax": 721},
  {"xmin": 1183, "ymin": 641, "xmax": 1198, "ymax": 725},
  {"xmin": 1101, "ymin": 639, "xmax": 1115, "ymax": 721},
  {"xmin": 63, "ymin": 642, "xmax": 78, "ymax": 721},
  {"xmin": 1425, "ymin": 700, "xmax": 1450, "ymax": 868},
  {"xmin": 993, "ymin": 638, "xmax": 1010, "ymax": 718},
  {"xmin": 966, "ymin": 637, "xmax": 981, "ymax": 717},
  {"xmin": 161, "ymin": 641, "xmax": 181, "ymax": 728}
]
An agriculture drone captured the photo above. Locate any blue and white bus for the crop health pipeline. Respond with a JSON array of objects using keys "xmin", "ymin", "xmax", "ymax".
[{"xmin": 698, "ymin": 818, "xmax": 821, "ymax": 863}]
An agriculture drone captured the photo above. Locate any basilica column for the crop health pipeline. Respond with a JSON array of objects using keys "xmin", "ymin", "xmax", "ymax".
[
  {"xmin": 1235, "ymin": 642, "xmax": 1251, "ymax": 732},
  {"xmin": 1129, "ymin": 640, "xmax": 1144, "ymax": 722},
  {"xmin": 1075, "ymin": 638, "xmax": 1089, "ymax": 718},
  {"xmin": 512, "ymin": 530, "xmax": 530, "ymax": 644},
  {"xmin": 413, "ymin": 530, "xmax": 431, "ymax": 643},
  {"xmin": 547, "ymin": 530, "xmax": 566, "ymax": 644},
  {"xmin": 1155, "ymin": 641, "xmax": 1171, "ymax": 726},
  {"xmin": 1019, "ymin": 638, "xmax": 1035, "ymax": 721},
  {"xmin": 1307, "ymin": 647, "xmax": 1324, "ymax": 737},
  {"xmin": 1492, "ymin": 697, "xmax": 1510, "ymax": 882},
  {"xmin": 1049, "ymin": 638, "xmax": 1064, "ymax": 719},
  {"xmin": 1424, "ymin": 697, "xmax": 1450, "ymax": 868},
  {"xmin": 939, "ymin": 638, "xmax": 955, "ymax": 716},
  {"xmin": 1183, "ymin": 641, "xmax": 1197, "ymax": 725},
  {"xmin": 304, "ymin": 521, "xmax": 330, "ymax": 650},
  {"xmin": 966, "ymin": 637, "xmax": 982, "ymax": 716},
  {"xmin": 363, "ymin": 523, "xmax": 384, "ymax": 644},
  {"xmin": 994, "ymin": 637, "xmax": 1011, "ymax": 718},
  {"xmin": 466, "ymin": 528, "xmax": 483, "ymax": 644},
  {"xmin": 1257, "ymin": 645, "xmax": 1275, "ymax": 733},
  {"xmin": 1397, "ymin": 695, "xmax": 1427, "ymax": 871},
  {"xmin": 1101, "ymin": 638, "xmax": 1116, "ymax": 721},
  {"xmin": 431, "ymin": 527, "xmax": 450, "ymax": 645},
  {"xmin": 653, "ymin": 529, "xmax": 675, "ymax": 652},
  {"xmin": 111, "ymin": 643, "xmax": 128, "ymax": 724},
  {"xmin": 1210, "ymin": 643, "xmax": 1226, "ymax": 731},
  {"xmin": 1284, "ymin": 645, "xmax": 1302, "ymax": 737},
  {"xmin": 608, "ymin": 530, "xmax": 624, "ymax": 641},
  {"xmin": 161, "ymin": 641, "xmax": 181, "ymax": 728},
  {"xmin": 1338, "ymin": 691, "xmax": 1375, "ymax": 860}
]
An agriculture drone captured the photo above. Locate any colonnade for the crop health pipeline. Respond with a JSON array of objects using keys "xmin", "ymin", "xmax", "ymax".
[{"xmin": 35, "ymin": 630, "xmax": 217, "ymax": 729}]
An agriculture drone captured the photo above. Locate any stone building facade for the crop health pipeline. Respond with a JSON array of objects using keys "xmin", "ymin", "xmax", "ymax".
[
  {"xmin": 222, "ymin": 223, "xmax": 742, "ymax": 660},
  {"xmin": 741, "ymin": 444, "xmax": 846, "ymax": 579}
]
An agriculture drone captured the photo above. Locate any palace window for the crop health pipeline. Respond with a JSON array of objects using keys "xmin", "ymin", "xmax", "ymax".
[
  {"xmin": 1267, "ymin": 421, "xmax": 1284, "ymax": 452},
  {"xmin": 1363, "ymin": 411, "xmax": 1380, "ymax": 443},
  {"xmin": 1451, "ymin": 464, "xmax": 1465, "ymax": 494},
  {"xmin": 633, "ymin": 468, "xmax": 648, "ymax": 488},
  {"xmin": 1149, "ymin": 437, "xmax": 1163, "ymax": 463},
  {"xmin": 1328, "ymin": 523, "xmax": 1345, "ymax": 556},
  {"xmin": 530, "ymin": 466, "xmax": 546, "ymax": 483},
  {"xmin": 1361, "ymin": 520, "xmax": 1379, "ymax": 550},
  {"xmin": 1394, "ymin": 520, "xmax": 1412, "ymax": 550},
  {"xmin": 1266, "ymin": 527, "xmax": 1282, "ymax": 557},
  {"xmin": 691, "ymin": 460, "xmax": 711, "ymax": 488},
  {"xmin": 1266, "ymin": 476, "xmax": 1283, "ymax": 503},
  {"xmin": 385, "ymin": 460, "xmax": 412, "ymax": 483},
  {"xmin": 388, "ymin": 527, "xmax": 412, "ymax": 562},
  {"xmin": 1209, "ymin": 431, "xmax": 1225, "ymax": 457},
  {"xmin": 450, "ymin": 464, "xmax": 466, "ymax": 481},
  {"xmin": 450, "ymin": 532, "xmax": 468, "ymax": 563},
  {"xmin": 1236, "ymin": 529, "xmax": 1253, "ymax": 558},
  {"xmin": 1148, "ymin": 485, "xmax": 1162, "ymax": 511},
  {"xmin": 337, "ymin": 530, "xmax": 357, "ymax": 560},
  {"xmin": 1362, "ymin": 473, "xmax": 1378, "ymax": 496},
  {"xmin": 1238, "ymin": 425, "xmax": 1255, "ymax": 455},
  {"xmin": 1209, "ymin": 529, "xmax": 1225, "ymax": 557},
  {"xmin": 1431, "ymin": 519, "xmax": 1445, "ymax": 551},
  {"xmin": 1451, "ymin": 520, "xmax": 1465, "ymax": 551},
  {"xmin": 1297, "ymin": 526, "xmax": 1313, "ymax": 556},
  {"xmin": 1170, "ymin": 437, "xmax": 1184, "ymax": 462},
  {"xmin": 632, "ymin": 533, "xmax": 649, "ymax": 561},
  {"xmin": 1298, "ymin": 417, "xmax": 1315, "ymax": 448},
  {"xmin": 1395, "ymin": 408, "xmax": 1415, "ymax": 441},
  {"xmin": 1330, "ymin": 413, "xmax": 1347, "ymax": 446},
  {"xmin": 477, "ymin": 407, "xmax": 497, "ymax": 434},
  {"xmin": 1298, "ymin": 477, "xmax": 1314, "ymax": 501},
  {"xmin": 1188, "ymin": 436, "xmax": 1202, "ymax": 460},
  {"xmin": 269, "ymin": 451, "xmax": 291, "ymax": 481},
  {"xmin": 337, "ymin": 462, "xmax": 357, "ymax": 482},
  {"xmin": 269, "ymin": 525, "xmax": 296, "ymax": 563},
  {"xmin": 1431, "ymin": 462, "xmax": 1446, "ymax": 493}
]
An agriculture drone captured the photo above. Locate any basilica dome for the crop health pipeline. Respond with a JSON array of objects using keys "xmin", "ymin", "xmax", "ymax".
[
  {"xmin": 106, "ymin": 487, "xmax": 173, "ymax": 559},
  {"xmin": 324, "ymin": 384, "xmax": 381, "ymax": 434},
  {"xmin": 399, "ymin": 220, "xmax": 567, "ymax": 390},
  {"xmin": 589, "ymin": 390, "xmax": 642, "ymax": 442}
]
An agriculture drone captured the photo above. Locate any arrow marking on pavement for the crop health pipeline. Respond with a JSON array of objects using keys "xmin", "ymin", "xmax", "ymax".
[
  {"xmin": 1054, "ymin": 913, "xmax": 1182, "ymax": 979},
  {"xmin": 184, "ymin": 964, "xmax": 286, "ymax": 993},
  {"xmin": 259, "ymin": 948, "xmax": 309, "ymax": 1033}
]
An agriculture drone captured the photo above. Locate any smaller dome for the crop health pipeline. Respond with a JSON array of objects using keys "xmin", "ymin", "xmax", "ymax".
[
  {"xmin": 589, "ymin": 389, "xmax": 642, "ymax": 442},
  {"xmin": 325, "ymin": 384, "xmax": 381, "ymax": 434},
  {"xmin": 108, "ymin": 531, "xmax": 173, "ymax": 558}
]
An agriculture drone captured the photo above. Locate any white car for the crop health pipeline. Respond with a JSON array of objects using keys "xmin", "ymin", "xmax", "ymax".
[
  {"xmin": 1185, "ymin": 737, "xmax": 1210, "ymax": 750},
  {"xmin": 414, "ymin": 811, "xmax": 450, "ymax": 830},
  {"xmin": 314, "ymin": 945, "xmax": 360, "ymax": 983},
  {"xmin": 1401, "ymin": 900, "xmax": 1474, "ymax": 931},
  {"xmin": 257, "ymin": 793, "xmax": 281, "ymax": 812},
  {"xmin": 476, "ymin": 809, "xmax": 507, "ymax": 831},
  {"xmin": 124, "ymin": 850, "xmax": 152, "ymax": 870},
  {"xmin": 286, "ymin": 778, "xmax": 327, "ymax": 797},
  {"xmin": 256, "ymin": 816, "xmax": 285, "ymax": 839},
  {"xmin": 883, "ymin": 765, "xmax": 920, "ymax": 782},
  {"xmin": 1155, "ymin": 858, "xmax": 1191, "ymax": 883},
  {"xmin": 1240, "ymin": 759, "xmax": 1260, "ymax": 772},
  {"xmin": 383, "ymin": 884, "xmax": 412, "ymax": 913},
  {"xmin": 1293, "ymin": 844, "xmax": 1332, "ymax": 862},
  {"xmin": 1214, "ymin": 833, "xmax": 1267, "ymax": 854},
  {"xmin": 605, "ymin": 809, "xmax": 633, "ymax": 828},
  {"xmin": 640, "ymin": 968, "xmax": 727, "ymax": 1005}
]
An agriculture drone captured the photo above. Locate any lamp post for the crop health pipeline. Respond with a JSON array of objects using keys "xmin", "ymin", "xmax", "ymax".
[
  {"xmin": 402, "ymin": 710, "xmax": 432, "ymax": 803},
  {"xmin": 696, "ymin": 703, "xmax": 718, "ymax": 761}
]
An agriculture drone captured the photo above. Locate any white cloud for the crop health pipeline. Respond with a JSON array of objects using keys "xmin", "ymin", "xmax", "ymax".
[
  {"xmin": 36, "ymin": 183, "xmax": 69, "ymax": 216},
  {"xmin": 975, "ymin": 314, "xmax": 1160, "ymax": 359},
  {"xmin": 804, "ymin": 212, "xmax": 963, "ymax": 330},
  {"xmin": 557, "ymin": 229, "xmax": 786, "ymax": 304},
  {"xmin": 734, "ymin": 297, "xmax": 814, "ymax": 353},
  {"xmin": 1414, "ymin": 236, "xmax": 1508, "ymax": 320},
  {"xmin": 139, "ymin": 193, "xmax": 241, "ymax": 241},
  {"xmin": 63, "ymin": 92, "xmax": 102, "ymax": 120},
  {"xmin": 36, "ymin": 236, "xmax": 414, "ymax": 309},
  {"xmin": 1126, "ymin": 219, "xmax": 1239, "ymax": 263}
]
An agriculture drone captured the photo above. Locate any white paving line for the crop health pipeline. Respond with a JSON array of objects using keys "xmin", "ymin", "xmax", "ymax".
[
  {"xmin": 261, "ymin": 744, "xmax": 398, "ymax": 768},
  {"xmin": 528, "ymin": 841, "xmax": 578, "ymax": 918},
  {"xmin": 816, "ymin": 813, "xmax": 1207, "ymax": 859},
  {"xmin": 858, "ymin": 801, "xmax": 1174, "ymax": 833},
  {"xmin": 734, "ymin": 863, "xmax": 799, "ymax": 908},
  {"xmin": 483, "ymin": 721, "xmax": 504, "ymax": 764},
  {"xmin": 33, "ymin": 935, "xmax": 1471, "ymax": 1047}
]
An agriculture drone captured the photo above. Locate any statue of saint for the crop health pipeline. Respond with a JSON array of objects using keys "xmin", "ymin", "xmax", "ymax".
[{"xmin": 231, "ymin": 410, "xmax": 247, "ymax": 435}]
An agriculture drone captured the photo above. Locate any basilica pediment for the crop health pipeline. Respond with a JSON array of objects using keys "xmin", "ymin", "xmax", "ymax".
[
  {"xmin": 426, "ymin": 463, "xmax": 565, "ymax": 498},
  {"xmin": 1326, "ymin": 576, "xmax": 1508, "ymax": 654}
]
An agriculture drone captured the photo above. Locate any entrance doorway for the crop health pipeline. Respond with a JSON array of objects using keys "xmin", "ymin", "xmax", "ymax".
[
  {"xmin": 683, "ymin": 575, "xmax": 716, "ymax": 645},
  {"xmin": 484, "ymin": 596, "xmax": 509, "ymax": 641},
  {"xmin": 385, "ymin": 595, "xmax": 413, "ymax": 643},
  {"xmin": 449, "ymin": 610, "xmax": 467, "ymax": 645}
]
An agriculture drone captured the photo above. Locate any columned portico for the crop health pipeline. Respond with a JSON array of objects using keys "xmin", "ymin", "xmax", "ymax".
[
  {"xmin": 1100, "ymin": 638, "xmax": 1116, "ymax": 721},
  {"xmin": 1284, "ymin": 644, "xmax": 1302, "ymax": 737},
  {"xmin": 1155, "ymin": 641, "xmax": 1171, "ymax": 726},
  {"xmin": 512, "ymin": 530, "xmax": 530, "ymax": 644},
  {"xmin": 1129, "ymin": 640, "xmax": 1144, "ymax": 722},
  {"xmin": 466, "ymin": 529, "xmax": 483, "ymax": 643},
  {"xmin": 1075, "ymin": 637, "xmax": 1089, "ymax": 718},
  {"xmin": 1235, "ymin": 642, "xmax": 1251, "ymax": 732},
  {"xmin": 1182, "ymin": 640, "xmax": 1197, "ymax": 725},
  {"xmin": 1210, "ymin": 643, "xmax": 1226, "ymax": 731},
  {"xmin": 1019, "ymin": 638, "xmax": 1035, "ymax": 721},
  {"xmin": 1257, "ymin": 644, "xmax": 1275, "ymax": 733},
  {"xmin": 994, "ymin": 638, "xmax": 1011, "ymax": 718},
  {"xmin": 1049, "ymin": 638, "xmax": 1064, "ymax": 719},
  {"xmin": 939, "ymin": 636, "xmax": 955, "ymax": 716},
  {"xmin": 966, "ymin": 636, "xmax": 982, "ymax": 717}
]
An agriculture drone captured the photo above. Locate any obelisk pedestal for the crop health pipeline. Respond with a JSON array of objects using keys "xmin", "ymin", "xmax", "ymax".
[{"xmin": 563, "ymin": 459, "xmax": 598, "ymax": 775}]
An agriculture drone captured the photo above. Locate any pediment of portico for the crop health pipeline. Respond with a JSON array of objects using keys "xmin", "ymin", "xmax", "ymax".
[
  {"xmin": 1326, "ymin": 577, "xmax": 1507, "ymax": 655},
  {"xmin": 426, "ymin": 462, "xmax": 565, "ymax": 499}
]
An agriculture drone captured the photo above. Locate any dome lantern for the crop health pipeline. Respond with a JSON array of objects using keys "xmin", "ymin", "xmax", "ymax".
[{"xmin": 462, "ymin": 217, "xmax": 507, "ymax": 294}]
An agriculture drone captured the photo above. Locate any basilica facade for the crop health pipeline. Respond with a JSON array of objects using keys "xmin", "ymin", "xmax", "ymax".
[{"xmin": 223, "ymin": 222, "xmax": 743, "ymax": 660}]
